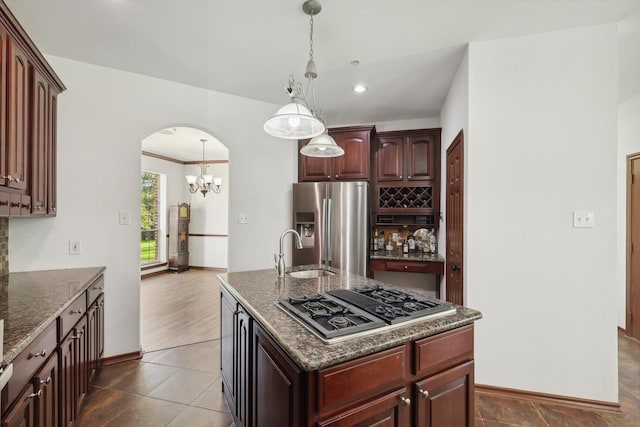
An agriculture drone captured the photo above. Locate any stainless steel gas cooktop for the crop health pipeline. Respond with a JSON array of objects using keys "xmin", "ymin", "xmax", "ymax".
[{"xmin": 277, "ymin": 284, "xmax": 456, "ymax": 343}]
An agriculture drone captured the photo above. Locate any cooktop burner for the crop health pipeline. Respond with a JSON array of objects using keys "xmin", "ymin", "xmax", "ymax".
[{"xmin": 277, "ymin": 284, "xmax": 456, "ymax": 342}]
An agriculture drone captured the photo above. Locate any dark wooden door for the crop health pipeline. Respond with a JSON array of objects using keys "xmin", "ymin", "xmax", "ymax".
[
  {"xmin": 406, "ymin": 135, "xmax": 436, "ymax": 181},
  {"xmin": 253, "ymin": 326, "xmax": 300, "ymax": 427},
  {"xmin": 1, "ymin": 384, "xmax": 36, "ymax": 427},
  {"xmin": 75, "ymin": 316, "xmax": 89, "ymax": 413},
  {"xmin": 298, "ymin": 139, "xmax": 332, "ymax": 182},
  {"xmin": 0, "ymin": 27, "xmax": 7, "ymax": 188},
  {"xmin": 6, "ymin": 37, "xmax": 29, "ymax": 191},
  {"xmin": 446, "ymin": 131, "xmax": 464, "ymax": 305},
  {"xmin": 59, "ymin": 331, "xmax": 75, "ymax": 427},
  {"xmin": 87, "ymin": 302, "xmax": 98, "ymax": 380},
  {"xmin": 220, "ymin": 288, "xmax": 236, "ymax": 409},
  {"xmin": 30, "ymin": 68, "xmax": 48, "ymax": 214},
  {"xmin": 237, "ymin": 308, "xmax": 252, "ymax": 426},
  {"xmin": 628, "ymin": 155, "xmax": 640, "ymax": 340},
  {"xmin": 46, "ymin": 88, "xmax": 57, "ymax": 215},
  {"xmin": 34, "ymin": 352, "xmax": 58, "ymax": 427},
  {"xmin": 414, "ymin": 361, "xmax": 474, "ymax": 427},
  {"xmin": 334, "ymin": 130, "xmax": 370, "ymax": 180},
  {"xmin": 377, "ymin": 135, "xmax": 404, "ymax": 181}
]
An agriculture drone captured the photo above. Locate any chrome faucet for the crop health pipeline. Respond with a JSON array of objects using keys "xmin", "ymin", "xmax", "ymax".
[{"xmin": 275, "ymin": 229, "xmax": 303, "ymax": 278}]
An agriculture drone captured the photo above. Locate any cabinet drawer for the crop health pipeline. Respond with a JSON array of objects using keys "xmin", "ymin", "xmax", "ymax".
[
  {"xmin": 413, "ymin": 325, "xmax": 473, "ymax": 377},
  {"xmin": 385, "ymin": 261, "xmax": 430, "ymax": 273},
  {"xmin": 59, "ymin": 294, "xmax": 86, "ymax": 340},
  {"xmin": 0, "ymin": 191, "xmax": 9, "ymax": 216},
  {"xmin": 317, "ymin": 345, "xmax": 405, "ymax": 414},
  {"xmin": 5, "ymin": 321, "xmax": 57, "ymax": 405},
  {"xmin": 86, "ymin": 276, "xmax": 104, "ymax": 307}
]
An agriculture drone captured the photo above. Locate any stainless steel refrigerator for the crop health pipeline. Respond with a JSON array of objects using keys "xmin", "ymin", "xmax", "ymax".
[{"xmin": 292, "ymin": 181, "xmax": 369, "ymax": 276}]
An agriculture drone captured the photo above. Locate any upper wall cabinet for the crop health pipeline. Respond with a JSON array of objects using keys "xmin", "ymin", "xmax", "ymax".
[
  {"xmin": 0, "ymin": 1, "xmax": 66, "ymax": 217},
  {"xmin": 376, "ymin": 128, "xmax": 440, "ymax": 182},
  {"xmin": 298, "ymin": 125, "xmax": 375, "ymax": 182}
]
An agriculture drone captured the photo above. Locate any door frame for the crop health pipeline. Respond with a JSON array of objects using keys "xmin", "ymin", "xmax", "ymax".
[{"xmin": 626, "ymin": 152, "xmax": 640, "ymax": 339}]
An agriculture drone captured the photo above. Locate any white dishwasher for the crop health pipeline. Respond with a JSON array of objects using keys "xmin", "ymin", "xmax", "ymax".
[{"xmin": 0, "ymin": 319, "xmax": 14, "ymax": 411}]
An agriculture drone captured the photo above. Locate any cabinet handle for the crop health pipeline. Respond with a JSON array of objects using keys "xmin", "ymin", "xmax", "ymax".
[
  {"xmin": 21, "ymin": 204, "xmax": 30, "ymax": 209},
  {"xmin": 28, "ymin": 390, "xmax": 42, "ymax": 399},
  {"xmin": 419, "ymin": 389, "xmax": 429, "ymax": 398},
  {"xmin": 11, "ymin": 202, "xmax": 19, "ymax": 208},
  {"xmin": 407, "ymin": 175, "xmax": 411, "ymax": 179},
  {"xmin": 0, "ymin": 201, "xmax": 7, "ymax": 206},
  {"xmin": 404, "ymin": 265, "xmax": 408, "ymax": 269},
  {"xmin": 28, "ymin": 349, "xmax": 47, "ymax": 359},
  {"xmin": 399, "ymin": 396, "xmax": 411, "ymax": 406},
  {"xmin": 327, "ymin": 175, "xmax": 330, "ymax": 180},
  {"xmin": 452, "ymin": 265, "xmax": 461, "ymax": 272},
  {"xmin": 70, "ymin": 309, "xmax": 83, "ymax": 314},
  {"xmin": 40, "ymin": 376, "xmax": 52, "ymax": 385},
  {"xmin": 335, "ymin": 175, "xmax": 338, "ymax": 178},
  {"xmin": 36, "ymin": 206, "xmax": 43, "ymax": 211}
]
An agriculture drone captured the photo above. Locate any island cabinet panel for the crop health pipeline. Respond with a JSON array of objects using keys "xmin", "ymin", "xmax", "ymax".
[
  {"xmin": 253, "ymin": 326, "xmax": 300, "ymax": 427},
  {"xmin": 318, "ymin": 387, "xmax": 410, "ymax": 427},
  {"xmin": 317, "ymin": 345, "xmax": 405, "ymax": 414},
  {"xmin": 414, "ymin": 361, "xmax": 474, "ymax": 427},
  {"xmin": 1, "ymin": 384, "xmax": 35, "ymax": 427},
  {"xmin": 220, "ymin": 288, "xmax": 236, "ymax": 408},
  {"xmin": 60, "ymin": 315, "xmax": 88, "ymax": 427}
]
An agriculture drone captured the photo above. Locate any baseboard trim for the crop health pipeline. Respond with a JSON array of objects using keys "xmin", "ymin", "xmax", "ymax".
[
  {"xmin": 618, "ymin": 326, "xmax": 626, "ymax": 334},
  {"xmin": 100, "ymin": 350, "xmax": 143, "ymax": 366},
  {"xmin": 475, "ymin": 384, "xmax": 621, "ymax": 413},
  {"xmin": 188, "ymin": 266, "xmax": 227, "ymax": 272}
]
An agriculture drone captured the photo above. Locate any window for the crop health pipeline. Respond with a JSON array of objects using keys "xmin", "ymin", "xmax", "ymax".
[{"xmin": 141, "ymin": 172, "xmax": 160, "ymax": 264}]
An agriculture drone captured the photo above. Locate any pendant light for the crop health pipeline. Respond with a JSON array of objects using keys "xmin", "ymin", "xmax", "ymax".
[
  {"xmin": 264, "ymin": 0, "xmax": 332, "ymax": 145},
  {"xmin": 300, "ymin": 131, "xmax": 344, "ymax": 157}
]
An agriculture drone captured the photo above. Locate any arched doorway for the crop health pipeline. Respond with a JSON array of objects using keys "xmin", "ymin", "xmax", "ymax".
[{"xmin": 140, "ymin": 126, "xmax": 229, "ymax": 351}]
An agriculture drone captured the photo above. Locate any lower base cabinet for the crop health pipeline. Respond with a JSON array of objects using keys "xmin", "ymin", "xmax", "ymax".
[
  {"xmin": 1, "ymin": 276, "xmax": 105, "ymax": 427},
  {"xmin": 220, "ymin": 289, "xmax": 475, "ymax": 427}
]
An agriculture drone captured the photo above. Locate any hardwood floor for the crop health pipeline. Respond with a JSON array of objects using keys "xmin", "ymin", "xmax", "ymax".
[
  {"xmin": 75, "ymin": 271, "xmax": 639, "ymax": 426},
  {"xmin": 141, "ymin": 269, "xmax": 224, "ymax": 352}
]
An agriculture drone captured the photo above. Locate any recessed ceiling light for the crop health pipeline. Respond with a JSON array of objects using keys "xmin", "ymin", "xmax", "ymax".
[{"xmin": 353, "ymin": 84, "xmax": 368, "ymax": 94}]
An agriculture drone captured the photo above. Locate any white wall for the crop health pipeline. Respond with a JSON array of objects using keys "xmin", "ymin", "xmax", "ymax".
[
  {"xmin": 186, "ymin": 161, "xmax": 229, "ymax": 269},
  {"xmin": 466, "ymin": 25, "xmax": 619, "ymax": 402},
  {"xmin": 375, "ymin": 117, "xmax": 440, "ymax": 132},
  {"xmin": 439, "ymin": 49, "xmax": 470, "ymax": 299},
  {"xmin": 9, "ymin": 56, "xmax": 295, "ymax": 357},
  {"xmin": 617, "ymin": 94, "xmax": 640, "ymax": 327}
]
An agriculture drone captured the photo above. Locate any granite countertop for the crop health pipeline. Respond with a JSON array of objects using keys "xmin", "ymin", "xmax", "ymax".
[
  {"xmin": 1, "ymin": 267, "xmax": 106, "ymax": 365},
  {"xmin": 370, "ymin": 251, "xmax": 445, "ymax": 262},
  {"xmin": 217, "ymin": 265, "xmax": 480, "ymax": 371}
]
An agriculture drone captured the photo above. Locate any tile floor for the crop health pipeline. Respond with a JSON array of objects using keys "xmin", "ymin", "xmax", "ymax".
[{"xmin": 75, "ymin": 333, "xmax": 639, "ymax": 426}]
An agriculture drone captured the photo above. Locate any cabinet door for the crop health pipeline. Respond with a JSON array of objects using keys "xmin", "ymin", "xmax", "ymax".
[
  {"xmin": 34, "ymin": 352, "xmax": 58, "ymax": 427},
  {"xmin": 237, "ymin": 308, "xmax": 252, "ymax": 426},
  {"xmin": 406, "ymin": 135, "xmax": 436, "ymax": 181},
  {"xmin": 0, "ymin": 27, "xmax": 7, "ymax": 188},
  {"xmin": 377, "ymin": 135, "xmax": 404, "ymax": 181},
  {"xmin": 318, "ymin": 388, "xmax": 410, "ymax": 427},
  {"xmin": 46, "ymin": 88, "xmax": 57, "ymax": 215},
  {"xmin": 59, "ymin": 330, "xmax": 74, "ymax": 427},
  {"xmin": 253, "ymin": 326, "xmax": 300, "ymax": 427},
  {"xmin": 298, "ymin": 140, "xmax": 332, "ymax": 182},
  {"xmin": 30, "ymin": 67, "xmax": 48, "ymax": 214},
  {"xmin": 1, "ymin": 384, "xmax": 36, "ymax": 427},
  {"xmin": 87, "ymin": 302, "xmax": 98, "ymax": 381},
  {"xmin": 220, "ymin": 288, "xmax": 236, "ymax": 409},
  {"xmin": 6, "ymin": 37, "xmax": 29, "ymax": 191},
  {"xmin": 333, "ymin": 130, "xmax": 370, "ymax": 180},
  {"xmin": 75, "ymin": 316, "xmax": 89, "ymax": 412},
  {"xmin": 414, "ymin": 361, "xmax": 474, "ymax": 427}
]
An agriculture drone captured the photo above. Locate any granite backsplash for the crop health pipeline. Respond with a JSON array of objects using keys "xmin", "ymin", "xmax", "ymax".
[{"xmin": 0, "ymin": 218, "xmax": 7, "ymax": 276}]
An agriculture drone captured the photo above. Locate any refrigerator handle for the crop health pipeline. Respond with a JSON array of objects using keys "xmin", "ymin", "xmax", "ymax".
[
  {"xmin": 321, "ymin": 198, "xmax": 328, "ymax": 265},
  {"xmin": 326, "ymin": 198, "xmax": 332, "ymax": 264}
]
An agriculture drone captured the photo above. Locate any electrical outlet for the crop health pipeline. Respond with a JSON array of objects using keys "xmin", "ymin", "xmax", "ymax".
[
  {"xmin": 238, "ymin": 212, "xmax": 248, "ymax": 224},
  {"xmin": 69, "ymin": 240, "xmax": 82, "ymax": 255}
]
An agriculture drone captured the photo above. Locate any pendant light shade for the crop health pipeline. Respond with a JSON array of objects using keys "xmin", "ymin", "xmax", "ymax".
[
  {"xmin": 299, "ymin": 132, "xmax": 344, "ymax": 157},
  {"xmin": 264, "ymin": 102, "xmax": 325, "ymax": 140}
]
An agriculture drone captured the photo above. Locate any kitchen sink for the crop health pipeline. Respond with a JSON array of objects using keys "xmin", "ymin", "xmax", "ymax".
[{"xmin": 287, "ymin": 269, "xmax": 336, "ymax": 279}]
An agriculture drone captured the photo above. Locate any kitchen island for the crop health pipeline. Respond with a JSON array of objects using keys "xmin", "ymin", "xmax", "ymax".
[{"xmin": 218, "ymin": 265, "xmax": 481, "ymax": 427}]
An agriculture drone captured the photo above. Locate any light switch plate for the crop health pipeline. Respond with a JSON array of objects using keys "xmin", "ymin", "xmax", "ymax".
[
  {"xmin": 573, "ymin": 211, "xmax": 594, "ymax": 228},
  {"xmin": 69, "ymin": 240, "xmax": 82, "ymax": 255},
  {"xmin": 119, "ymin": 211, "xmax": 131, "ymax": 225},
  {"xmin": 238, "ymin": 212, "xmax": 248, "ymax": 224}
]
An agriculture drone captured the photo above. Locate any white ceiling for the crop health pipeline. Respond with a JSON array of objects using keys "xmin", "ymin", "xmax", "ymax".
[
  {"xmin": 6, "ymin": 0, "xmax": 640, "ymax": 160},
  {"xmin": 142, "ymin": 127, "xmax": 229, "ymax": 162}
]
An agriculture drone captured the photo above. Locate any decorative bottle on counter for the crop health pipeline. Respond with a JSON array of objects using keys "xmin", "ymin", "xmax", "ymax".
[
  {"xmin": 386, "ymin": 235, "xmax": 393, "ymax": 253},
  {"xmin": 378, "ymin": 231, "xmax": 385, "ymax": 250},
  {"xmin": 429, "ymin": 228, "xmax": 437, "ymax": 254},
  {"xmin": 408, "ymin": 235, "xmax": 415, "ymax": 252}
]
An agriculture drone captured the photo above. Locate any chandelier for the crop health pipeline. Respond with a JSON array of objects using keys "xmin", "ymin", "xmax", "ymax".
[
  {"xmin": 263, "ymin": 0, "xmax": 344, "ymax": 158},
  {"xmin": 185, "ymin": 139, "xmax": 223, "ymax": 197}
]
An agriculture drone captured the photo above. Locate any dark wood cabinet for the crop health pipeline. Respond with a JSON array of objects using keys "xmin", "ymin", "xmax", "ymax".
[
  {"xmin": 220, "ymin": 286, "xmax": 252, "ymax": 427},
  {"xmin": 87, "ymin": 294, "xmax": 104, "ymax": 382},
  {"xmin": 1, "ymin": 352, "xmax": 58, "ymax": 427},
  {"xmin": 414, "ymin": 361, "xmax": 474, "ymax": 427},
  {"xmin": 298, "ymin": 126, "xmax": 375, "ymax": 182},
  {"xmin": 0, "ymin": 2, "xmax": 64, "ymax": 217},
  {"xmin": 318, "ymin": 388, "xmax": 410, "ymax": 427},
  {"xmin": 253, "ymin": 326, "xmax": 300, "ymax": 427},
  {"xmin": 60, "ymin": 315, "xmax": 88, "ymax": 427},
  {"xmin": 30, "ymin": 67, "xmax": 47, "ymax": 214},
  {"xmin": 376, "ymin": 129, "xmax": 439, "ymax": 183}
]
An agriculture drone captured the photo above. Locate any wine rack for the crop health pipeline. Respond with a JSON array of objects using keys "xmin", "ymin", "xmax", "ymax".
[{"xmin": 377, "ymin": 185, "xmax": 433, "ymax": 210}]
